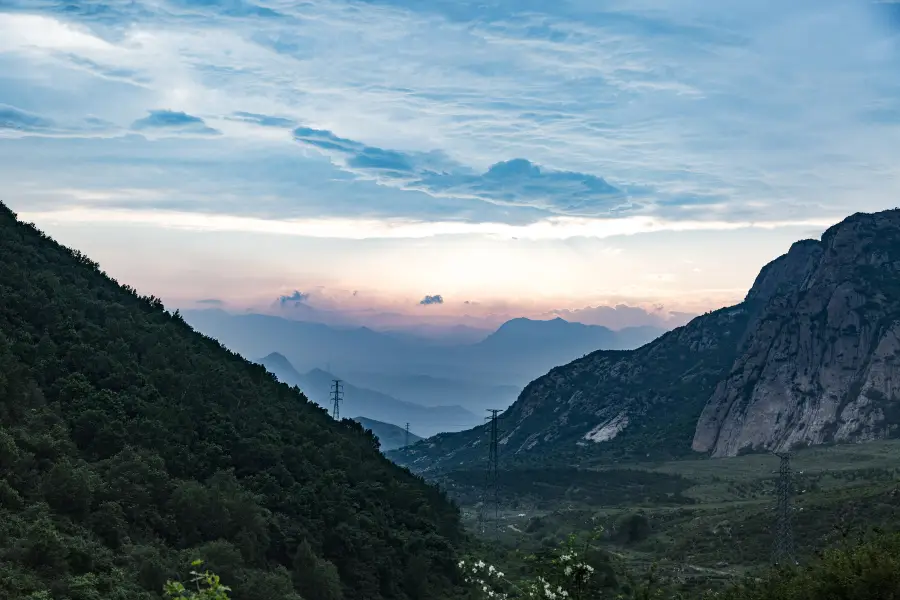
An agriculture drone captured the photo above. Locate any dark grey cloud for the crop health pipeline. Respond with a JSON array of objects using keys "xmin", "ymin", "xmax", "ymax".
[
  {"xmin": 419, "ymin": 294, "xmax": 444, "ymax": 305},
  {"xmin": 197, "ymin": 298, "xmax": 224, "ymax": 305},
  {"xmin": 293, "ymin": 126, "xmax": 634, "ymax": 216},
  {"xmin": 131, "ymin": 110, "xmax": 221, "ymax": 136},
  {"xmin": 279, "ymin": 290, "xmax": 311, "ymax": 306},
  {"xmin": 229, "ymin": 111, "xmax": 296, "ymax": 128}
]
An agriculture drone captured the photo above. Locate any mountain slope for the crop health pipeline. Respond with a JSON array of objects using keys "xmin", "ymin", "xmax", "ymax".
[
  {"xmin": 0, "ymin": 203, "xmax": 462, "ymax": 600},
  {"xmin": 393, "ymin": 306, "xmax": 748, "ymax": 472},
  {"xmin": 393, "ymin": 210, "xmax": 900, "ymax": 471},
  {"xmin": 258, "ymin": 353, "xmax": 480, "ymax": 437},
  {"xmin": 354, "ymin": 417, "xmax": 423, "ymax": 452},
  {"xmin": 694, "ymin": 211, "xmax": 900, "ymax": 456}
]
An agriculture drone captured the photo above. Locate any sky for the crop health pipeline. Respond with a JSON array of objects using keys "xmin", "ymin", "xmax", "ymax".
[{"xmin": 1, "ymin": 0, "xmax": 900, "ymax": 333}]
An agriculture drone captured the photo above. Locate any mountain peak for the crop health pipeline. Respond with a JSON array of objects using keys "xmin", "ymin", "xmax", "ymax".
[
  {"xmin": 393, "ymin": 208, "xmax": 900, "ymax": 470},
  {"xmin": 261, "ymin": 350, "xmax": 290, "ymax": 363}
]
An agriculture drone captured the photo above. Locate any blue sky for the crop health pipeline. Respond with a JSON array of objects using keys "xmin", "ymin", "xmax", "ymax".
[{"xmin": 1, "ymin": 0, "xmax": 899, "ymax": 331}]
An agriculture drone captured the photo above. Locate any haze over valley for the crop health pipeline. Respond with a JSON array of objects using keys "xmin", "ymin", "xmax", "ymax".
[{"xmin": 183, "ymin": 308, "xmax": 669, "ymax": 436}]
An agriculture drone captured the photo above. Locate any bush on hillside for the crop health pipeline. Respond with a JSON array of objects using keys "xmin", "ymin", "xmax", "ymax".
[{"xmin": 710, "ymin": 532, "xmax": 900, "ymax": 600}]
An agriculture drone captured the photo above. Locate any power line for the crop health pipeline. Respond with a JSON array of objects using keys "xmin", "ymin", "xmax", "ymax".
[
  {"xmin": 772, "ymin": 451, "xmax": 796, "ymax": 566},
  {"xmin": 330, "ymin": 379, "xmax": 343, "ymax": 420}
]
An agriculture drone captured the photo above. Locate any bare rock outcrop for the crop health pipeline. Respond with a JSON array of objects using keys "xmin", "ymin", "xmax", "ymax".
[{"xmin": 693, "ymin": 210, "xmax": 900, "ymax": 456}]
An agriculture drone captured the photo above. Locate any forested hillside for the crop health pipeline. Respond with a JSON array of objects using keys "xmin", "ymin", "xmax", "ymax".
[{"xmin": 0, "ymin": 203, "xmax": 463, "ymax": 599}]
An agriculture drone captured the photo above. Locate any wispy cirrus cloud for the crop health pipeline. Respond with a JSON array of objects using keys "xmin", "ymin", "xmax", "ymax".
[{"xmin": 228, "ymin": 111, "xmax": 296, "ymax": 128}]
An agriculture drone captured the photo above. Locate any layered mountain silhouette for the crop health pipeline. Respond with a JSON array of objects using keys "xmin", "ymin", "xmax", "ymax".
[
  {"xmin": 257, "ymin": 352, "xmax": 480, "ymax": 437},
  {"xmin": 184, "ymin": 310, "xmax": 666, "ymax": 426}
]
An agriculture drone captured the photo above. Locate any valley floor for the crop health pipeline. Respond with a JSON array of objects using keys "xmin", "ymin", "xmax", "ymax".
[{"xmin": 454, "ymin": 439, "xmax": 900, "ymax": 593}]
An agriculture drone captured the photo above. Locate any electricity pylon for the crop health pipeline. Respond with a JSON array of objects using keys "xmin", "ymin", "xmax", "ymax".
[
  {"xmin": 772, "ymin": 451, "xmax": 797, "ymax": 566},
  {"xmin": 478, "ymin": 409, "xmax": 501, "ymax": 537},
  {"xmin": 330, "ymin": 379, "xmax": 343, "ymax": 420}
]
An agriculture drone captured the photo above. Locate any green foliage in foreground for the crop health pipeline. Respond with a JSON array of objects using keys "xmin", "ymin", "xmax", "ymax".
[
  {"xmin": 164, "ymin": 561, "xmax": 232, "ymax": 600},
  {"xmin": 0, "ymin": 201, "xmax": 462, "ymax": 600},
  {"xmin": 167, "ymin": 531, "xmax": 900, "ymax": 600},
  {"xmin": 459, "ymin": 529, "xmax": 900, "ymax": 599}
]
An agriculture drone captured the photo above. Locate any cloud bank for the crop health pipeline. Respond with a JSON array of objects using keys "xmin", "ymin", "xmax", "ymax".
[{"xmin": 419, "ymin": 294, "xmax": 445, "ymax": 305}]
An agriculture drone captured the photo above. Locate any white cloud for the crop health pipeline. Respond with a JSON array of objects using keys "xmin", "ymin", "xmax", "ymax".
[
  {"xmin": 0, "ymin": 13, "xmax": 113, "ymax": 52},
  {"xmin": 17, "ymin": 206, "xmax": 839, "ymax": 241}
]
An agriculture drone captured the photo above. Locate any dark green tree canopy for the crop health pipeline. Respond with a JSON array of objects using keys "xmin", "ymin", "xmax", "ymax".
[{"xmin": 0, "ymin": 203, "xmax": 463, "ymax": 599}]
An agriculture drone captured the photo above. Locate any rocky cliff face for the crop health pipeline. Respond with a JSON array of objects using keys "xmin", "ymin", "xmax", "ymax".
[
  {"xmin": 391, "ymin": 210, "xmax": 900, "ymax": 472},
  {"xmin": 693, "ymin": 211, "xmax": 900, "ymax": 457}
]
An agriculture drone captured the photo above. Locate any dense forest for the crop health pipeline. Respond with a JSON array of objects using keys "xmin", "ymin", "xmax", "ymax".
[{"xmin": 0, "ymin": 203, "xmax": 464, "ymax": 599}]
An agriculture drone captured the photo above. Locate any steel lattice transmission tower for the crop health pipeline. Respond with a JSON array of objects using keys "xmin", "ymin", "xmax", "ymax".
[
  {"xmin": 478, "ymin": 409, "xmax": 502, "ymax": 537},
  {"xmin": 330, "ymin": 379, "xmax": 343, "ymax": 420},
  {"xmin": 476, "ymin": 415, "xmax": 490, "ymax": 535},
  {"xmin": 772, "ymin": 451, "xmax": 797, "ymax": 566},
  {"xmin": 405, "ymin": 422, "xmax": 410, "ymax": 448}
]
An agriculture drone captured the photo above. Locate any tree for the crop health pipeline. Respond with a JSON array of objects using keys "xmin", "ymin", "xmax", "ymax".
[
  {"xmin": 293, "ymin": 541, "xmax": 343, "ymax": 600},
  {"xmin": 164, "ymin": 560, "xmax": 232, "ymax": 600}
]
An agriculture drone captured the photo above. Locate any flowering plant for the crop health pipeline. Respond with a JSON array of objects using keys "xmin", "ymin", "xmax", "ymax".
[
  {"xmin": 458, "ymin": 557, "xmax": 511, "ymax": 599},
  {"xmin": 460, "ymin": 528, "xmax": 607, "ymax": 600}
]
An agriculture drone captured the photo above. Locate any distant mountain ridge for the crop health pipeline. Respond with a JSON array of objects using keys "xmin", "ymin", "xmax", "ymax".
[
  {"xmin": 184, "ymin": 310, "xmax": 667, "ymax": 423},
  {"xmin": 354, "ymin": 417, "xmax": 423, "ymax": 452},
  {"xmin": 391, "ymin": 210, "xmax": 900, "ymax": 471},
  {"xmin": 257, "ymin": 352, "xmax": 480, "ymax": 437}
]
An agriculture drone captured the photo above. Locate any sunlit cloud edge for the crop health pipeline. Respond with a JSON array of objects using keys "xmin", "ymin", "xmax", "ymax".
[{"xmin": 18, "ymin": 207, "xmax": 839, "ymax": 241}]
